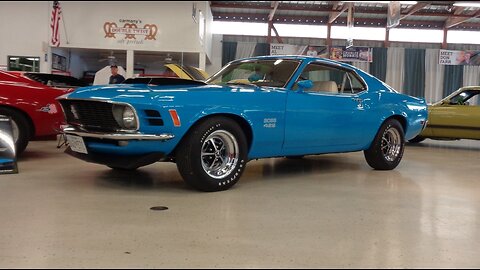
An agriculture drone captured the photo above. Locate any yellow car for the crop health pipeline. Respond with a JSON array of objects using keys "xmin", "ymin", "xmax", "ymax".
[{"xmin": 409, "ymin": 86, "xmax": 480, "ymax": 143}]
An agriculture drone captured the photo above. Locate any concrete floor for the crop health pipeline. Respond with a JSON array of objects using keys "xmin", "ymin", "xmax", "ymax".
[{"xmin": 0, "ymin": 139, "xmax": 480, "ymax": 268}]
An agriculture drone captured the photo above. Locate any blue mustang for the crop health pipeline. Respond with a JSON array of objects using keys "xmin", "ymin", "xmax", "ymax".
[{"xmin": 58, "ymin": 56, "xmax": 428, "ymax": 191}]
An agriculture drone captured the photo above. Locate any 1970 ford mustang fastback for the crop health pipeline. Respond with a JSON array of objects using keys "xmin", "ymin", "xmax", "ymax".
[{"xmin": 58, "ymin": 56, "xmax": 428, "ymax": 191}]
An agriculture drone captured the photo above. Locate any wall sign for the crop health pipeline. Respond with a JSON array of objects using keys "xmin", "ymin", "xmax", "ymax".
[
  {"xmin": 330, "ymin": 46, "xmax": 373, "ymax": 62},
  {"xmin": 104, "ymin": 19, "xmax": 158, "ymax": 45},
  {"xmin": 439, "ymin": 50, "xmax": 480, "ymax": 65},
  {"xmin": 52, "ymin": 53, "xmax": 67, "ymax": 71},
  {"xmin": 0, "ymin": 115, "xmax": 18, "ymax": 174},
  {"xmin": 270, "ymin": 44, "xmax": 328, "ymax": 58}
]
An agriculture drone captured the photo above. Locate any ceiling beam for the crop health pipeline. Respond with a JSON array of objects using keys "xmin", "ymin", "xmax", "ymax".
[
  {"xmin": 453, "ymin": 6, "xmax": 465, "ymax": 15},
  {"xmin": 268, "ymin": 1, "xmax": 279, "ymax": 21},
  {"xmin": 400, "ymin": 2, "xmax": 430, "ymax": 20},
  {"xmin": 445, "ymin": 9, "xmax": 480, "ymax": 29},
  {"xmin": 329, "ymin": 2, "xmax": 348, "ymax": 23},
  {"xmin": 213, "ymin": 12, "xmax": 480, "ymax": 30},
  {"xmin": 210, "ymin": 2, "xmax": 476, "ymax": 18}
]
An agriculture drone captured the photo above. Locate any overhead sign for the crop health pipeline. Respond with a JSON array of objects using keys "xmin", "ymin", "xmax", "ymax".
[
  {"xmin": 330, "ymin": 46, "xmax": 373, "ymax": 62},
  {"xmin": 270, "ymin": 44, "xmax": 328, "ymax": 58},
  {"xmin": 387, "ymin": 1, "xmax": 401, "ymax": 29},
  {"xmin": 270, "ymin": 44, "xmax": 307, "ymax": 56},
  {"xmin": 439, "ymin": 49, "xmax": 480, "ymax": 65},
  {"xmin": 0, "ymin": 115, "xmax": 18, "ymax": 174},
  {"xmin": 104, "ymin": 19, "xmax": 158, "ymax": 46}
]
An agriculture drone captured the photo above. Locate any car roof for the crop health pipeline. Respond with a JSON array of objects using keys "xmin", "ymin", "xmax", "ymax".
[{"xmin": 229, "ymin": 55, "xmax": 359, "ymax": 71}]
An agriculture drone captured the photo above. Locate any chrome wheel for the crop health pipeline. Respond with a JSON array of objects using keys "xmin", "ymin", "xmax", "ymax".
[
  {"xmin": 201, "ymin": 130, "xmax": 239, "ymax": 179},
  {"xmin": 11, "ymin": 119, "xmax": 19, "ymax": 143},
  {"xmin": 381, "ymin": 127, "xmax": 402, "ymax": 162}
]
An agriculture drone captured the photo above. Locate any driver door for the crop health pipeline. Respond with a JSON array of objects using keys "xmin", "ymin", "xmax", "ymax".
[
  {"xmin": 429, "ymin": 89, "xmax": 480, "ymax": 139},
  {"xmin": 283, "ymin": 62, "xmax": 368, "ymax": 153}
]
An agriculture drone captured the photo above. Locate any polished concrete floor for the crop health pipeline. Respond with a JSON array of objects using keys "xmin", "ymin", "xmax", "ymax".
[{"xmin": 1, "ymin": 139, "xmax": 480, "ymax": 268}]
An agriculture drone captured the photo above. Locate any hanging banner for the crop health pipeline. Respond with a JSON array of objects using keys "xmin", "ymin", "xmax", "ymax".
[
  {"xmin": 270, "ymin": 44, "xmax": 307, "ymax": 56},
  {"xmin": 270, "ymin": 44, "xmax": 328, "ymax": 58},
  {"xmin": 0, "ymin": 115, "xmax": 18, "ymax": 174},
  {"xmin": 330, "ymin": 46, "xmax": 373, "ymax": 62},
  {"xmin": 439, "ymin": 50, "xmax": 480, "ymax": 65},
  {"xmin": 387, "ymin": 1, "xmax": 401, "ymax": 29}
]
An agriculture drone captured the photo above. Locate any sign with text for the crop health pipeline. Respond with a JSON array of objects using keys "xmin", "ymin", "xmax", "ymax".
[
  {"xmin": 270, "ymin": 44, "xmax": 328, "ymax": 58},
  {"xmin": 104, "ymin": 19, "xmax": 158, "ymax": 46},
  {"xmin": 330, "ymin": 46, "xmax": 373, "ymax": 62},
  {"xmin": 270, "ymin": 44, "xmax": 307, "ymax": 56},
  {"xmin": 439, "ymin": 50, "xmax": 480, "ymax": 65},
  {"xmin": 0, "ymin": 115, "xmax": 18, "ymax": 174}
]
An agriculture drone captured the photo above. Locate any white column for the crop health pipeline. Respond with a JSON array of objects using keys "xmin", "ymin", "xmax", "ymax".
[
  {"xmin": 126, "ymin": 50, "xmax": 134, "ymax": 78},
  {"xmin": 44, "ymin": 43, "xmax": 52, "ymax": 73},
  {"xmin": 199, "ymin": 52, "xmax": 206, "ymax": 70}
]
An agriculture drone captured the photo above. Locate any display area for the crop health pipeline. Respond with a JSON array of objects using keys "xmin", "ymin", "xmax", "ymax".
[{"xmin": 1, "ymin": 1, "xmax": 480, "ymax": 268}]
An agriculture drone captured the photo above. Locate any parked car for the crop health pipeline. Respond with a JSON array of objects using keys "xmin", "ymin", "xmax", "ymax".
[
  {"xmin": 0, "ymin": 71, "xmax": 88, "ymax": 154},
  {"xmin": 409, "ymin": 86, "xmax": 480, "ymax": 143},
  {"xmin": 162, "ymin": 64, "xmax": 209, "ymax": 81},
  {"xmin": 59, "ymin": 56, "xmax": 428, "ymax": 191}
]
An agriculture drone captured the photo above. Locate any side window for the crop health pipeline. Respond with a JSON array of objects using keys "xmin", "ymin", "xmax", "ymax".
[{"xmin": 295, "ymin": 63, "xmax": 366, "ymax": 94}]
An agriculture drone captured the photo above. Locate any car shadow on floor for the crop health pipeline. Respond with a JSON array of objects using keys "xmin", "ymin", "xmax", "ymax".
[
  {"xmin": 94, "ymin": 167, "xmax": 188, "ymax": 192},
  {"xmin": 406, "ymin": 140, "xmax": 480, "ymax": 151},
  {"xmin": 16, "ymin": 150, "xmax": 52, "ymax": 161},
  {"xmin": 243, "ymin": 155, "xmax": 363, "ymax": 181}
]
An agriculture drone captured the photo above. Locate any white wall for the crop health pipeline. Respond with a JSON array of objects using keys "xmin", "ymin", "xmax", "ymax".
[
  {"xmin": 58, "ymin": 1, "xmax": 202, "ymax": 52},
  {"xmin": 0, "ymin": 1, "xmax": 50, "ymax": 72},
  {"xmin": 206, "ymin": 34, "xmax": 223, "ymax": 76},
  {"xmin": 0, "ymin": 1, "xmax": 213, "ymax": 75}
]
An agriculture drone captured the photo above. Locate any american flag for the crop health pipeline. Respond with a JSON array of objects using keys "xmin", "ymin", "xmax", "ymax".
[{"xmin": 50, "ymin": 1, "xmax": 61, "ymax": 47}]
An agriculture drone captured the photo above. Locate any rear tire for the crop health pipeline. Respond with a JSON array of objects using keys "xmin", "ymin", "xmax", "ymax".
[
  {"xmin": 364, "ymin": 119, "xmax": 405, "ymax": 170},
  {"xmin": 0, "ymin": 107, "xmax": 31, "ymax": 155},
  {"xmin": 176, "ymin": 117, "xmax": 248, "ymax": 192}
]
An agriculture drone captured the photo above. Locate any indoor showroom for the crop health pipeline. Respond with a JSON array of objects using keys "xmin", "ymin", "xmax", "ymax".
[{"xmin": 1, "ymin": 0, "xmax": 480, "ymax": 268}]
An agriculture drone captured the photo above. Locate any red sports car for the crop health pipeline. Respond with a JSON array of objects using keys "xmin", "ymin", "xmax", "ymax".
[{"xmin": 0, "ymin": 71, "xmax": 87, "ymax": 154}]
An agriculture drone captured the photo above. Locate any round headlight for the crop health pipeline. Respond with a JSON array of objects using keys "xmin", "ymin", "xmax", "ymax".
[{"xmin": 122, "ymin": 106, "xmax": 137, "ymax": 129}]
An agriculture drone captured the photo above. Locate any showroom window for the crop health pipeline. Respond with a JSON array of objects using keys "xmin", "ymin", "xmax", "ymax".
[
  {"xmin": 295, "ymin": 63, "xmax": 366, "ymax": 94},
  {"xmin": 8, "ymin": 56, "xmax": 40, "ymax": 72}
]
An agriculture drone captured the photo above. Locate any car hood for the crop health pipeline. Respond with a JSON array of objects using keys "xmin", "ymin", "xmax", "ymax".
[{"xmin": 64, "ymin": 83, "xmax": 278, "ymax": 102}]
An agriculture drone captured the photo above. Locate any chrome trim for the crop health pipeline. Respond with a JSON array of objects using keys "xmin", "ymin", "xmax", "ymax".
[
  {"xmin": 63, "ymin": 126, "xmax": 174, "ymax": 141},
  {"xmin": 56, "ymin": 97, "xmax": 141, "ymax": 131}
]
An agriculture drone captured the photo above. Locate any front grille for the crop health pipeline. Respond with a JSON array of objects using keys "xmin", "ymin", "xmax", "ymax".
[{"xmin": 59, "ymin": 100, "xmax": 122, "ymax": 132}]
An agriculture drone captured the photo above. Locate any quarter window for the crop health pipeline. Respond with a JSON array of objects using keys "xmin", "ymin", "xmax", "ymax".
[{"xmin": 295, "ymin": 63, "xmax": 366, "ymax": 94}]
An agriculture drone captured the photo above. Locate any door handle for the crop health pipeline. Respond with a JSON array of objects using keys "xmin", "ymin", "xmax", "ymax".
[{"xmin": 352, "ymin": 97, "xmax": 364, "ymax": 108}]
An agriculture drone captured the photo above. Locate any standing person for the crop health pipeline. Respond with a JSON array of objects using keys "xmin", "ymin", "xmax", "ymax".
[{"xmin": 109, "ymin": 65, "xmax": 125, "ymax": 84}]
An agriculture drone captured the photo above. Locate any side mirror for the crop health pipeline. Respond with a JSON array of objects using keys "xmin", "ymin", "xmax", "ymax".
[
  {"xmin": 441, "ymin": 99, "xmax": 451, "ymax": 105},
  {"xmin": 296, "ymin": 80, "xmax": 313, "ymax": 92}
]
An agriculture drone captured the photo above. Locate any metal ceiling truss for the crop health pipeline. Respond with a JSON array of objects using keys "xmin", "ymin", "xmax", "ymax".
[{"xmin": 211, "ymin": 1, "xmax": 480, "ymax": 30}]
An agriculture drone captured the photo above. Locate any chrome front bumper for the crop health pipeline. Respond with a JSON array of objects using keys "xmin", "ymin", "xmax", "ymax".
[{"xmin": 63, "ymin": 126, "xmax": 175, "ymax": 141}]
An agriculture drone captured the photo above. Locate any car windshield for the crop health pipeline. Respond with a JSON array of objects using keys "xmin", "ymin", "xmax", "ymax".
[
  {"xmin": 206, "ymin": 59, "xmax": 301, "ymax": 88},
  {"xmin": 449, "ymin": 90, "xmax": 480, "ymax": 105}
]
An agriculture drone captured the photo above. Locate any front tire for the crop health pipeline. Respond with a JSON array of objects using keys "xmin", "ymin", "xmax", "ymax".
[
  {"xmin": 364, "ymin": 119, "xmax": 405, "ymax": 170},
  {"xmin": 176, "ymin": 117, "xmax": 248, "ymax": 192},
  {"xmin": 0, "ymin": 107, "xmax": 31, "ymax": 155}
]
